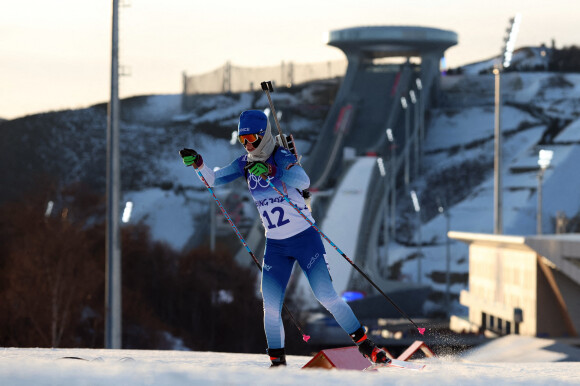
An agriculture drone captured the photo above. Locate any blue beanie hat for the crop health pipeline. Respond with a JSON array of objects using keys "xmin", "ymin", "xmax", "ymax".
[{"xmin": 238, "ymin": 110, "xmax": 268, "ymax": 136}]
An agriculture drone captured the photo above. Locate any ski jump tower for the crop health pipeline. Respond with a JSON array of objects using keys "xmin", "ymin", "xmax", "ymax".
[
  {"xmin": 298, "ymin": 26, "xmax": 458, "ymax": 315},
  {"xmin": 307, "ymin": 25, "xmax": 458, "ymax": 190},
  {"xmin": 327, "ymin": 25, "xmax": 458, "ymax": 87}
]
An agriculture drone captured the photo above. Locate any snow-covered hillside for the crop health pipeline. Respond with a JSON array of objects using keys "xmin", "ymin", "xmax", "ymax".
[
  {"xmin": 381, "ymin": 70, "xmax": 580, "ymax": 314},
  {"xmin": 140, "ymin": 70, "xmax": 580, "ymax": 318}
]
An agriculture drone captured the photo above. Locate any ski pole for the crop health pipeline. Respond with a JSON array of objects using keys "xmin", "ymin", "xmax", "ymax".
[
  {"xmin": 193, "ymin": 168, "xmax": 311, "ymax": 342},
  {"xmin": 261, "ymin": 81, "xmax": 288, "ymax": 149},
  {"xmin": 264, "ymin": 178, "xmax": 426, "ymax": 335}
]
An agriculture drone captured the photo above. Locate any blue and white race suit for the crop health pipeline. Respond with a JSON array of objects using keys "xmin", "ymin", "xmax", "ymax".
[{"xmin": 196, "ymin": 147, "xmax": 361, "ymax": 349}]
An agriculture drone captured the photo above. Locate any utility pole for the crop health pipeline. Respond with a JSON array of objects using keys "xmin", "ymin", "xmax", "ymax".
[{"xmin": 105, "ymin": 0, "xmax": 122, "ymax": 349}]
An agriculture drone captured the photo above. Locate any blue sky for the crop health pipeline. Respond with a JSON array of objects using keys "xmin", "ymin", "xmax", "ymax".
[{"xmin": 2, "ymin": 0, "xmax": 579, "ymax": 119}]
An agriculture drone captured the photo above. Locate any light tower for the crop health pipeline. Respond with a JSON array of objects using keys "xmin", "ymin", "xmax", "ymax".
[
  {"xmin": 537, "ymin": 149, "xmax": 553, "ymax": 235},
  {"xmin": 494, "ymin": 13, "xmax": 522, "ymax": 234},
  {"xmin": 377, "ymin": 157, "xmax": 389, "ymax": 273},
  {"xmin": 386, "ymin": 128, "xmax": 396, "ymax": 241},
  {"xmin": 105, "ymin": 0, "xmax": 122, "ymax": 349},
  {"xmin": 401, "ymin": 96, "xmax": 410, "ymax": 189},
  {"xmin": 410, "ymin": 190, "xmax": 422, "ymax": 283}
]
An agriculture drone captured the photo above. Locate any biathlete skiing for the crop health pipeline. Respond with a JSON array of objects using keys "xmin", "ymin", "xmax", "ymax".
[{"xmin": 179, "ymin": 109, "xmax": 389, "ymax": 367}]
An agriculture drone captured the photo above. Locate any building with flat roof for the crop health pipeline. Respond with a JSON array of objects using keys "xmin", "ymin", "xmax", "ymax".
[{"xmin": 449, "ymin": 232, "xmax": 580, "ymax": 338}]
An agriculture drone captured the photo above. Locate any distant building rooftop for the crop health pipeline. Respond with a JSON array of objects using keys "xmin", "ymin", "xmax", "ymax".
[
  {"xmin": 327, "ymin": 26, "xmax": 458, "ymax": 58},
  {"xmin": 450, "ymin": 231, "xmax": 580, "ymax": 285}
]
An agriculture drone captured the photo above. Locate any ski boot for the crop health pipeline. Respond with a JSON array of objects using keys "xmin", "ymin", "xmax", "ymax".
[
  {"xmin": 267, "ymin": 348, "xmax": 287, "ymax": 368},
  {"xmin": 350, "ymin": 327, "xmax": 390, "ymax": 364}
]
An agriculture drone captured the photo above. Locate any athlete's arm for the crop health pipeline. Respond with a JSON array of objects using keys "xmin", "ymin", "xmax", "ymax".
[
  {"xmin": 198, "ymin": 158, "xmax": 243, "ymax": 187},
  {"xmin": 274, "ymin": 148, "xmax": 310, "ymax": 190}
]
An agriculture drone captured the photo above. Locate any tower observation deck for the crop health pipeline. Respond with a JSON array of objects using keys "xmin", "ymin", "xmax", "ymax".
[{"xmin": 326, "ymin": 25, "xmax": 458, "ymax": 58}]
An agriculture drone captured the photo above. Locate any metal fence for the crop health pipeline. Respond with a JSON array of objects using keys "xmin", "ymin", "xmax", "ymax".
[{"xmin": 182, "ymin": 60, "xmax": 347, "ymax": 95}]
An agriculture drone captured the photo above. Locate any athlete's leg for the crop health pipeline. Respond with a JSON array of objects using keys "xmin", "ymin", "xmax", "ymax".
[
  {"xmin": 295, "ymin": 228, "xmax": 389, "ymax": 363},
  {"xmin": 295, "ymin": 227, "xmax": 361, "ymax": 335},
  {"xmin": 261, "ymin": 238, "xmax": 295, "ymax": 350}
]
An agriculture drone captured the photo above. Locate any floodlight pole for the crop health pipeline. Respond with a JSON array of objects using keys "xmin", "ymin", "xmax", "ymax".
[
  {"xmin": 416, "ymin": 78, "xmax": 424, "ymax": 145},
  {"xmin": 443, "ymin": 206, "xmax": 451, "ymax": 316},
  {"xmin": 401, "ymin": 97, "xmax": 410, "ymax": 189},
  {"xmin": 377, "ymin": 158, "xmax": 389, "ymax": 274},
  {"xmin": 388, "ymin": 131, "xmax": 396, "ymax": 242},
  {"xmin": 537, "ymin": 169, "xmax": 544, "ymax": 235},
  {"xmin": 494, "ymin": 13, "xmax": 521, "ymax": 235},
  {"xmin": 105, "ymin": 0, "xmax": 122, "ymax": 349},
  {"xmin": 410, "ymin": 90, "xmax": 419, "ymax": 181},
  {"xmin": 537, "ymin": 149, "xmax": 553, "ymax": 235},
  {"xmin": 493, "ymin": 66, "xmax": 503, "ymax": 234},
  {"xmin": 410, "ymin": 190, "xmax": 422, "ymax": 284}
]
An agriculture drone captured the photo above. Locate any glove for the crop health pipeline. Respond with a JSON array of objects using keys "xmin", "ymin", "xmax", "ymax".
[
  {"xmin": 179, "ymin": 148, "xmax": 203, "ymax": 168},
  {"xmin": 245, "ymin": 161, "xmax": 276, "ymax": 178}
]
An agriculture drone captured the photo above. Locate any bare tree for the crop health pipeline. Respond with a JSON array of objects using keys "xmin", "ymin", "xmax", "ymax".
[{"xmin": 0, "ymin": 182, "xmax": 103, "ymax": 347}]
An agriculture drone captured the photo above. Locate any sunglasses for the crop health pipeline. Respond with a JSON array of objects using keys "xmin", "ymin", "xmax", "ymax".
[{"xmin": 238, "ymin": 133, "xmax": 262, "ymax": 145}]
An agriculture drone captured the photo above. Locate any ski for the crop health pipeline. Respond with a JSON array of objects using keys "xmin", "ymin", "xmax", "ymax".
[
  {"xmin": 59, "ymin": 356, "xmax": 134, "ymax": 362},
  {"xmin": 364, "ymin": 358, "xmax": 426, "ymax": 371}
]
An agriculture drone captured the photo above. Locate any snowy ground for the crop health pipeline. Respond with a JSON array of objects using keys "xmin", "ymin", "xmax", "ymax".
[{"xmin": 2, "ymin": 337, "xmax": 580, "ymax": 385}]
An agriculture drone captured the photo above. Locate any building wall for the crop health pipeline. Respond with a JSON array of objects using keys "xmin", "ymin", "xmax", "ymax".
[
  {"xmin": 467, "ymin": 243, "xmax": 538, "ymax": 336},
  {"xmin": 451, "ymin": 231, "xmax": 580, "ymax": 338}
]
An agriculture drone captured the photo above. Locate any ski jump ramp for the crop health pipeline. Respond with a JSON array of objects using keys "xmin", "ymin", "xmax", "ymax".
[
  {"xmin": 294, "ymin": 157, "xmax": 379, "ymax": 305},
  {"xmin": 299, "ymin": 26, "xmax": 457, "ymax": 303}
]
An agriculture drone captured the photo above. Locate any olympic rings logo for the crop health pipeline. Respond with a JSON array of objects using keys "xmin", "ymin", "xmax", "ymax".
[{"xmin": 247, "ymin": 174, "xmax": 272, "ymax": 190}]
